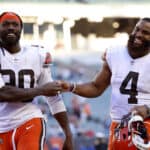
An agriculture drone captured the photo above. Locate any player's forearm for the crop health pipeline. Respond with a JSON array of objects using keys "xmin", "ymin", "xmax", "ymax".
[
  {"xmin": 72, "ymin": 60, "xmax": 110, "ymax": 98},
  {"xmin": 54, "ymin": 111, "xmax": 73, "ymax": 150},
  {"xmin": 54, "ymin": 111, "xmax": 72, "ymax": 136},
  {"xmin": 71, "ymin": 82, "xmax": 107, "ymax": 98},
  {"xmin": 0, "ymin": 85, "xmax": 43, "ymax": 102}
]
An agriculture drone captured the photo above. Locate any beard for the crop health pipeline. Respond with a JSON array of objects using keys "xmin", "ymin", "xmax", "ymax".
[
  {"xmin": 127, "ymin": 34, "xmax": 150, "ymax": 53},
  {"xmin": 0, "ymin": 31, "xmax": 21, "ymax": 47}
]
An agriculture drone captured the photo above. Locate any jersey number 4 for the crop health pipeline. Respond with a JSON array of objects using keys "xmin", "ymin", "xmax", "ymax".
[{"xmin": 120, "ymin": 71, "xmax": 139, "ymax": 104}]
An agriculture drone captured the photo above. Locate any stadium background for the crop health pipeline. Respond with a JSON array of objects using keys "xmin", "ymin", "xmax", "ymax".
[{"xmin": 0, "ymin": 0, "xmax": 150, "ymax": 149}]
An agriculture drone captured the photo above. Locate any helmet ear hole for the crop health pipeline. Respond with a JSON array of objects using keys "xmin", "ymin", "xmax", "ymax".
[{"xmin": 123, "ymin": 134, "xmax": 126, "ymax": 139}]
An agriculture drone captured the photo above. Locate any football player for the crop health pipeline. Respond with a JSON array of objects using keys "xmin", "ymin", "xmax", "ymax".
[
  {"xmin": 0, "ymin": 12, "xmax": 73, "ymax": 150},
  {"xmin": 60, "ymin": 18, "xmax": 150, "ymax": 150}
]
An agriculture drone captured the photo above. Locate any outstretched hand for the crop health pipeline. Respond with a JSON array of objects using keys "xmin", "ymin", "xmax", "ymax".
[
  {"xmin": 41, "ymin": 81, "xmax": 63, "ymax": 96},
  {"xmin": 41, "ymin": 80, "xmax": 73, "ymax": 96},
  {"xmin": 57, "ymin": 80, "xmax": 71, "ymax": 92}
]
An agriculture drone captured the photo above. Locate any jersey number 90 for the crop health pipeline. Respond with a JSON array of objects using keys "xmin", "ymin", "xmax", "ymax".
[{"xmin": 0, "ymin": 68, "xmax": 35, "ymax": 88}]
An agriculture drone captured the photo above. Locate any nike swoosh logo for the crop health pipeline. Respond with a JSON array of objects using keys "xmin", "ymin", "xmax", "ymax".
[{"xmin": 26, "ymin": 125, "xmax": 34, "ymax": 130}]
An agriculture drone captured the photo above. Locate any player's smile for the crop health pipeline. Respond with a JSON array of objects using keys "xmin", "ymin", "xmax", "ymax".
[
  {"xmin": 5, "ymin": 32, "xmax": 17, "ymax": 42},
  {"xmin": 0, "ymin": 28, "xmax": 21, "ymax": 46},
  {"xmin": 133, "ymin": 36, "xmax": 143, "ymax": 46},
  {"xmin": 7, "ymin": 33, "xmax": 16, "ymax": 38}
]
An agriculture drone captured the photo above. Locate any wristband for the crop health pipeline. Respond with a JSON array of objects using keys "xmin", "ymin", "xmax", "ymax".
[{"xmin": 69, "ymin": 82, "xmax": 76, "ymax": 92}]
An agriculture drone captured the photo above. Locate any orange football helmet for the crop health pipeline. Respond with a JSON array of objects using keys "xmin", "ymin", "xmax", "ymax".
[{"xmin": 112, "ymin": 113, "xmax": 150, "ymax": 150}]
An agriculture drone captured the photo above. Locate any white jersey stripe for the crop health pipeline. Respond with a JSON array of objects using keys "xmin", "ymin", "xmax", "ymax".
[
  {"xmin": 12, "ymin": 128, "xmax": 17, "ymax": 150},
  {"xmin": 40, "ymin": 119, "xmax": 46, "ymax": 150}
]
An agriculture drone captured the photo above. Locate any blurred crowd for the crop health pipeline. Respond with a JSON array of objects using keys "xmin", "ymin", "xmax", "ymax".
[{"xmin": 35, "ymin": 59, "xmax": 110, "ymax": 150}]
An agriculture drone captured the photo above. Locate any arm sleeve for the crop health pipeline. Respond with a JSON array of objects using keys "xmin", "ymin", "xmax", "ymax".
[{"xmin": 37, "ymin": 50, "xmax": 66, "ymax": 115}]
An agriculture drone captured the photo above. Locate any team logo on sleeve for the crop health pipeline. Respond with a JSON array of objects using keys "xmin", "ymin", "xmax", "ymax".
[{"xmin": 43, "ymin": 52, "xmax": 52, "ymax": 68}]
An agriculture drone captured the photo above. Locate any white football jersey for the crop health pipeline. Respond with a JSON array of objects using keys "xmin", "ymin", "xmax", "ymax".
[
  {"xmin": 0, "ymin": 44, "xmax": 63, "ymax": 132},
  {"xmin": 106, "ymin": 45, "xmax": 150, "ymax": 122}
]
